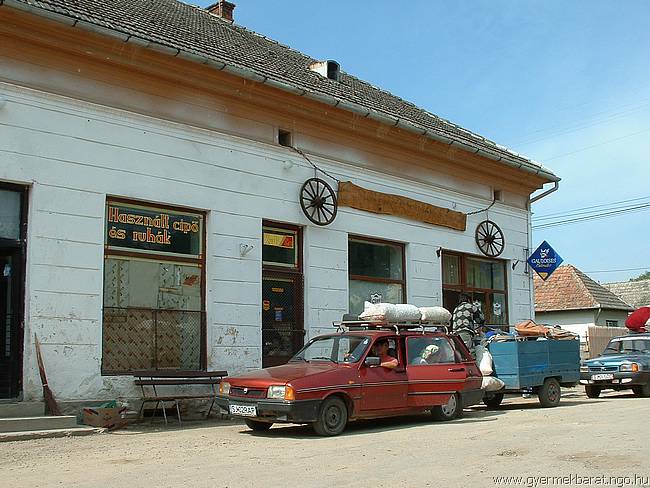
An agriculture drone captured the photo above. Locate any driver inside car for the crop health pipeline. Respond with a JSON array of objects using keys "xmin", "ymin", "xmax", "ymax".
[{"xmin": 370, "ymin": 338, "xmax": 398, "ymax": 369}]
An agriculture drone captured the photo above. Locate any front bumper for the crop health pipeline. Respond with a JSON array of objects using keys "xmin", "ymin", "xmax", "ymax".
[
  {"xmin": 215, "ymin": 395, "xmax": 322, "ymax": 423},
  {"xmin": 579, "ymin": 370, "xmax": 650, "ymax": 387}
]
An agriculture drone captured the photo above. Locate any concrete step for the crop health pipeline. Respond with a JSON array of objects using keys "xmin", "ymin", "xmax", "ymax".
[
  {"xmin": 0, "ymin": 426, "xmax": 102, "ymax": 443},
  {"xmin": 0, "ymin": 402, "xmax": 44, "ymax": 418},
  {"xmin": 0, "ymin": 415, "xmax": 78, "ymax": 433}
]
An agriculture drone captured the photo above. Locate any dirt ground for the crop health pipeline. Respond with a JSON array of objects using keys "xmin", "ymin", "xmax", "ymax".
[{"xmin": 1, "ymin": 388, "xmax": 649, "ymax": 488}]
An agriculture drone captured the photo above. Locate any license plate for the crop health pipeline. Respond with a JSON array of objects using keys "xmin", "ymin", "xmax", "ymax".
[
  {"xmin": 229, "ymin": 404, "xmax": 257, "ymax": 417},
  {"xmin": 591, "ymin": 373, "xmax": 614, "ymax": 381}
]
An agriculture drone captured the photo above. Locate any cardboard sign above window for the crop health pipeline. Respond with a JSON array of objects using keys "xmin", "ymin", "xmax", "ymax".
[
  {"xmin": 263, "ymin": 232, "xmax": 295, "ymax": 249},
  {"xmin": 105, "ymin": 202, "xmax": 203, "ymax": 258},
  {"xmin": 262, "ymin": 227, "xmax": 298, "ymax": 268},
  {"xmin": 338, "ymin": 181, "xmax": 467, "ymax": 231}
]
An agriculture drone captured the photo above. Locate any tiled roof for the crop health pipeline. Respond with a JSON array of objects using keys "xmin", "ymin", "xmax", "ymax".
[
  {"xmin": 4, "ymin": 0, "xmax": 559, "ymax": 183},
  {"xmin": 534, "ymin": 265, "xmax": 634, "ymax": 312},
  {"xmin": 603, "ymin": 279, "xmax": 650, "ymax": 309}
]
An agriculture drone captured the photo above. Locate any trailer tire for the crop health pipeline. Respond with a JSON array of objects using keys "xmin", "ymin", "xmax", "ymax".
[
  {"xmin": 538, "ymin": 378, "xmax": 561, "ymax": 407},
  {"xmin": 585, "ymin": 385, "xmax": 601, "ymax": 398},
  {"xmin": 483, "ymin": 393, "xmax": 504, "ymax": 408}
]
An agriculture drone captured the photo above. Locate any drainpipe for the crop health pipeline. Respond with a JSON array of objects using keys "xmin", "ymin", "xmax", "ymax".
[
  {"xmin": 527, "ymin": 181, "xmax": 559, "ymax": 321},
  {"xmin": 529, "ymin": 181, "xmax": 560, "ymax": 205}
]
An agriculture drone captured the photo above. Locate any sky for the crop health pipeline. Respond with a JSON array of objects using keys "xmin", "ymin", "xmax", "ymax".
[{"xmin": 197, "ymin": 0, "xmax": 650, "ymax": 283}]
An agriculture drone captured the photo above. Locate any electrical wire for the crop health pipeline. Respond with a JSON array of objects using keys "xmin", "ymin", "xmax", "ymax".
[
  {"xmin": 512, "ymin": 100, "xmax": 650, "ymax": 147},
  {"xmin": 534, "ymin": 195, "xmax": 650, "ymax": 220},
  {"xmin": 532, "ymin": 202, "xmax": 650, "ymax": 229},
  {"xmin": 584, "ymin": 267, "xmax": 649, "ymax": 274},
  {"xmin": 543, "ymin": 126, "xmax": 650, "ymax": 162},
  {"xmin": 291, "ymin": 146, "xmax": 341, "ymax": 184}
]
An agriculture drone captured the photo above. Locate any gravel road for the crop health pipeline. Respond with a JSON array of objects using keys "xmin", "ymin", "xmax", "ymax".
[{"xmin": 1, "ymin": 389, "xmax": 648, "ymax": 488}]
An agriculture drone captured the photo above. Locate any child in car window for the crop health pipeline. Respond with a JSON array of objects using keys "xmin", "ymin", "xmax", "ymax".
[{"xmin": 411, "ymin": 344, "xmax": 441, "ymax": 365}]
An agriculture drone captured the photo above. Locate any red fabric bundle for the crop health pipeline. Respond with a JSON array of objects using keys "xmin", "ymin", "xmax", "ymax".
[{"xmin": 625, "ymin": 307, "xmax": 650, "ymax": 332}]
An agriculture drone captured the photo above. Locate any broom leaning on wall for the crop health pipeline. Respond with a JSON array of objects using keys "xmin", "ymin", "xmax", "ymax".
[{"xmin": 34, "ymin": 334, "xmax": 62, "ymax": 416}]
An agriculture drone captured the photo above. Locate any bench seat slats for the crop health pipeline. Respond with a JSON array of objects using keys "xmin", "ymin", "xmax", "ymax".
[
  {"xmin": 141, "ymin": 395, "xmax": 214, "ymax": 401},
  {"xmin": 134, "ymin": 379, "xmax": 222, "ymax": 386},
  {"xmin": 133, "ymin": 370, "xmax": 227, "ymax": 378}
]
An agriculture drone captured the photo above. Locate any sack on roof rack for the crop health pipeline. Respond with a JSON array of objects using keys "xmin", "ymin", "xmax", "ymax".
[{"xmin": 359, "ymin": 302, "xmax": 422, "ymax": 322}]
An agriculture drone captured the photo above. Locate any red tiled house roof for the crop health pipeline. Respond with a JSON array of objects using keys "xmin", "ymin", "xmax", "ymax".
[{"xmin": 534, "ymin": 265, "xmax": 633, "ymax": 313}]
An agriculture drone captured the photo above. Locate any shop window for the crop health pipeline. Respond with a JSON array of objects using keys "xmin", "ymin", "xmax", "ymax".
[
  {"xmin": 348, "ymin": 237, "xmax": 405, "ymax": 315},
  {"xmin": 442, "ymin": 252, "xmax": 508, "ymax": 326},
  {"xmin": 263, "ymin": 226, "xmax": 299, "ymax": 268},
  {"xmin": 102, "ymin": 199, "xmax": 205, "ymax": 374}
]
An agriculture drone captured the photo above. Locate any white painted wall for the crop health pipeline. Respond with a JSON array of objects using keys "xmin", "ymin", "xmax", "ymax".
[{"xmin": 0, "ymin": 82, "xmax": 535, "ymax": 401}]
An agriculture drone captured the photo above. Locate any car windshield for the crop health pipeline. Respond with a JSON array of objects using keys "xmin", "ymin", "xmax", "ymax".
[
  {"xmin": 603, "ymin": 338, "xmax": 650, "ymax": 355},
  {"xmin": 290, "ymin": 335, "xmax": 371, "ymax": 363}
]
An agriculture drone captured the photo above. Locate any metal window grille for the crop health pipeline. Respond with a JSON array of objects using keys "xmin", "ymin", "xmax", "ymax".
[{"xmin": 102, "ymin": 307, "xmax": 204, "ymax": 374}]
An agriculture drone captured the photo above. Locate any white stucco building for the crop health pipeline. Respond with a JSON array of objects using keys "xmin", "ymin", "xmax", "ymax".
[{"xmin": 0, "ymin": 0, "xmax": 559, "ymax": 406}]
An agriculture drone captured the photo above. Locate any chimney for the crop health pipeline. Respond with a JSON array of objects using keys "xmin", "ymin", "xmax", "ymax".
[
  {"xmin": 309, "ymin": 60, "xmax": 341, "ymax": 82},
  {"xmin": 207, "ymin": 1, "xmax": 236, "ymax": 22}
]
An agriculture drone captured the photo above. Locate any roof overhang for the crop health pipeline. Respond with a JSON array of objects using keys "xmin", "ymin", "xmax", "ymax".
[{"xmin": 1, "ymin": 0, "xmax": 560, "ymax": 184}]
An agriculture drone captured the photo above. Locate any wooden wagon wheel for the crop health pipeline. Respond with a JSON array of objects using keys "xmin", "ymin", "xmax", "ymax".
[
  {"xmin": 300, "ymin": 178, "xmax": 338, "ymax": 226},
  {"xmin": 475, "ymin": 220, "xmax": 505, "ymax": 257}
]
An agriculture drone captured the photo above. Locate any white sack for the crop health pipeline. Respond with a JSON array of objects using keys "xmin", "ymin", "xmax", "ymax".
[
  {"xmin": 359, "ymin": 302, "xmax": 421, "ymax": 322},
  {"xmin": 481, "ymin": 376, "xmax": 505, "ymax": 392},
  {"xmin": 419, "ymin": 306, "xmax": 451, "ymax": 324},
  {"xmin": 475, "ymin": 345, "xmax": 494, "ymax": 375}
]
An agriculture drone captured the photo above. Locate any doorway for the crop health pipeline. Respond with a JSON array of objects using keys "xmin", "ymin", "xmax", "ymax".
[
  {"xmin": 261, "ymin": 223, "xmax": 304, "ymax": 368},
  {"xmin": 0, "ymin": 184, "xmax": 27, "ymax": 399}
]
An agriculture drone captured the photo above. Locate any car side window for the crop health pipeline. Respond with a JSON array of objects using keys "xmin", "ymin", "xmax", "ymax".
[
  {"xmin": 407, "ymin": 337, "xmax": 455, "ymax": 365},
  {"xmin": 338, "ymin": 337, "xmax": 370, "ymax": 363}
]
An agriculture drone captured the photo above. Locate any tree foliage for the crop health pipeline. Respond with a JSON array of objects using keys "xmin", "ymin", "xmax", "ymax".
[{"xmin": 630, "ymin": 271, "xmax": 650, "ymax": 282}]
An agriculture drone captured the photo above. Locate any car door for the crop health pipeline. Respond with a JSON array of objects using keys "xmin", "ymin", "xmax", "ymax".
[
  {"xmin": 358, "ymin": 336, "xmax": 409, "ymax": 413},
  {"xmin": 405, "ymin": 335, "xmax": 471, "ymax": 408}
]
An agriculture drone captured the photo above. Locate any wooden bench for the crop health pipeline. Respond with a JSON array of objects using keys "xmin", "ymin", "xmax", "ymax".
[{"xmin": 133, "ymin": 370, "xmax": 228, "ymax": 425}]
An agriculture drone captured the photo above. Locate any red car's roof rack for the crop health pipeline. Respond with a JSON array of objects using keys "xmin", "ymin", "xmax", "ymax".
[{"xmin": 333, "ymin": 320, "xmax": 450, "ymax": 334}]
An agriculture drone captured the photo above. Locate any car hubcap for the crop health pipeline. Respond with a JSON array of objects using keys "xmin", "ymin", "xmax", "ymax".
[
  {"xmin": 549, "ymin": 384, "xmax": 559, "ymax": 402},
  {"xmin": 442, "ymin": 395, "xmax": 457, "ymax": 416},
  {"xmin": 325, "ymin": 406, "xmax": 341, "ymax": 428}
]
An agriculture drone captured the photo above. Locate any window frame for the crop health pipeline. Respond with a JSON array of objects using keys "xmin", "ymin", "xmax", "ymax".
[
  {"xmin": 262, "ymin": 222, "xmax": 302, "ymax": 273},
  {"xmin": 406, "ymin": 335, "xmax": 458, "ymax": 366},
  {"xmin": 102, "ymin": 197, "xmax": 207, "ymax": 375},
  {"xmin": 442, "ymin": 250, "xmax": 509, "ymax": 326},
  {"xmin": 348, "ymin": 234, "xmax": 406, "ymax": 289}
]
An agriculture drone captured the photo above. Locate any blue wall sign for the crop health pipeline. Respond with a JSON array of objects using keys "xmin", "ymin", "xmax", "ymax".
[{"xmin": 527, "ymin": 241, "xmax": 563, "ymax": 280}]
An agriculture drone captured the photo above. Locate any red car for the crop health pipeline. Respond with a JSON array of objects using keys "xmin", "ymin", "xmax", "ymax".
[{"xmin": 215, "ymin": 324, "xmax": 483, "ymax": 436}]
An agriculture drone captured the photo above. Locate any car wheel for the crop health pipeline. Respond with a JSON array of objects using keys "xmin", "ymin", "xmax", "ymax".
[
  {"xmin": 483, "ymin": 393, "xmax": 504, "ymax": 408},
  {"xmin": 244, "ymin": 419, "xmax": 273, "ymax": 431},
  {"xmin": 313, "ymin": 396, "xmax": 348, "ymax": 436},
  {"xmin": 538, "ymin": 378, "xmax": 561, "ymax": 407},
  {"xmin": 632, "ymin": 384, "xmax": 650, "ymax": 397},
  {"xmin": 432, "ymin": 393, "xmax": 462, "ymax": 421},
  {"xmin": 585, "ymin": 385, "xmax": 601, "ymax": 398}
]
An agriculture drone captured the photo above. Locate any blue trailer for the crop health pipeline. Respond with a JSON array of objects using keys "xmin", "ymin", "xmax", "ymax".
[{"xmin": 484, "ymin": 337, "xmax": 580, "ymax": 408}]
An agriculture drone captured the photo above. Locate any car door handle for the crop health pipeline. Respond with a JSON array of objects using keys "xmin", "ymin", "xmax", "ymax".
[{"xmin": 448, "ymin": 367, "xmax": 465, "ymax": 372}]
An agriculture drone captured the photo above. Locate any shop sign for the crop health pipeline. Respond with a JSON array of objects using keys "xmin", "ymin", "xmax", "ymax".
[
  {"xmin": 527, "ymin": 240, "xmax": 563, "ymax": 281},
  {"xmin": 105, "ymin": 202, "xmax": 203, "ymax": 257},
  {"xmin": 263, "ymin": 232, "xmax": 295, "ymax": 249}
]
